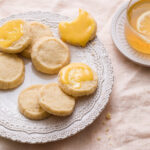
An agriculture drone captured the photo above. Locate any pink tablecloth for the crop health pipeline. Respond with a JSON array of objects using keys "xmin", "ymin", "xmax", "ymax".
[{"xmin": 0, "ymin": 0, "xmax": 150, "ymax": 150}]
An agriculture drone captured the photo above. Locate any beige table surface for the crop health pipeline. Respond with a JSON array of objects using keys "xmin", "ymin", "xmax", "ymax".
[{"xmin": 0, "ymin": 0, "xmax": 150, "ymax": 149}]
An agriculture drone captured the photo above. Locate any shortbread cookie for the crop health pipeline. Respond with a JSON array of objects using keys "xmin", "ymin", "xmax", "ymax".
[
  {"xmin": 58, "ymin": 63, "xmax": 98, "ymax": 97},
  {"xmin": 21, "ymin": 21, "xmax": 53, "ymax": 58},
  {"xmin": 31, "ymin": 37, "xmax": 70, "ymax": 74},
  {"xmin": 39, "ymin": 83, "xmax": 75, "ymax": 116},
  {"xmin": 18, "ymin": 85, "xmax": 50, "ymax": 120},
  {"xmin": 59, "ymin": 9, "xmax": 97, "ymax": 47},
  {"xmin": 0, "ymin": 19, "xmax": 31, "ymax": 53},
  {"xmin": 0, "ymin": 52, "xmax": 25, "ymax": 89}
]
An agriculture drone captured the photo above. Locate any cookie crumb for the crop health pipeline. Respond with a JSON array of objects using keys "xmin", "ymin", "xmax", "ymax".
[
  {"xmin": 92, "ymin": 41, "xmax": 96, "ymax": 45},
  {"xmin": 102, "ymin": 121, "xmax": 105, "ymax": 125},
  {"xmin": 97, "ymin": 137, "xmax": 101, "ymax": 141},
  {"xmin": 108, "ymin": 136, "xmax": 111, "ymax": 140},
  {"xmin": 109, "ymin": 143, "xmax": 113, "ymax": 146},
  {"xmin": 105, "ymin": 128, "xmax": 109, "ymax": 132},
  {"xmin": 105, "ymin": 112, "xmax": 111, "ymax": 120}
]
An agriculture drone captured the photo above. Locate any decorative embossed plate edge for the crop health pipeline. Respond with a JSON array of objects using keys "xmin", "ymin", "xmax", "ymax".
[{"xmin": 0, "ymin": 11, "xmax": 113, "ymax": 143}]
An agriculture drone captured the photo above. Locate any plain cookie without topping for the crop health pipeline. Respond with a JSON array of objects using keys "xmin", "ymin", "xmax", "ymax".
[
  {"xmin": 20, "ymin": 21, "xmax": 53, "ymax": 58},
  {"xmin": 18, "ymin": 85, "xmax": 50, "ymax": 120},
  {"xmin": 0, "ymin": 52, "xmax": 25, "ymax": 89},
  {"xmin": 31, "ymin": 37, "xmax": 70, "ymax": 74},
  {"xmin": 39, "ymin": 83, "xmax": 75, "ymax": 116}
]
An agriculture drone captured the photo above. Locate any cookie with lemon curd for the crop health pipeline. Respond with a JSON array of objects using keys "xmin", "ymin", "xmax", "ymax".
[
  {"xmin": 0, "ymin": 52, "xmax": 25, "ymax": 89},
  {"xmin": 59, "ymin": 9, "xmax": 97, "ymax": 47},
  {"xmin": 31, "ymin": 37, "xmax": 70, "ymax": 75},
  {"xmin": 21, "ymin": 21, "xmax": 53, "ymax": 58},
  {"xmin": 18, "ymin": 85, "xmax": 50, "ymax": 120},
  {"xmin": 39, "ymin": 83, "xmax": 75, "ymax": 116},
  {"xmin": 58, "ymin": 63, "xmax": 98, "ymax": 97},
  {"xmin": 0, "ymin": 19, "xmax": 31, "ymax": 53}
]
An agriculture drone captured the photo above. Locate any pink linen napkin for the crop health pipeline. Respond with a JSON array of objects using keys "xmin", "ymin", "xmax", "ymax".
[{"xmin": 0, "ymin": 0, "xmax": 150, "ymax": 150}]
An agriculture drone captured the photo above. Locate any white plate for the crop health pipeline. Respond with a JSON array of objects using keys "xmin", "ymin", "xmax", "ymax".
[
  {"xmin": 111, "ymin": 1, "xmax": 150, "ymax": 67},
  {"xmin": 0, "ymin": 11, "xmax": 113, "ymax": 143}
]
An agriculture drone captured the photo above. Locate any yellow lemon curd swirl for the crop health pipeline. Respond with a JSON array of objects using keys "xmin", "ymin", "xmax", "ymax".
[
  {"xmin": 0, "ymin": 20, "xmax": 24, "ymax": 48},
  {"xmin": 60, "ymin": 63, "xmax": 94, "ymax": 89},
  {"xmin": 58, "ymin": 9, "xmax": 96, "ymax": 47}
]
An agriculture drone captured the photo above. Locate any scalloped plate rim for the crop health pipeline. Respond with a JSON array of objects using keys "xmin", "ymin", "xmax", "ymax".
[{"xmin": 0, "ymin": 11, "xmax": 114, "ymax": 144}]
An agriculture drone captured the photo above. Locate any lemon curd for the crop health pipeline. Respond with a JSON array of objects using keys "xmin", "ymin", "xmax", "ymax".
[
  {"xmin": 0, "ymin": 20, "xmax": 24, "ymax": 48},
  {"xmin": 60, "ymin": 63, "xmax": 94, "ymax": 89},
  {"xmin": 59, "ymin": 9, "xmax": 96, "ymax": 47},
  {"xmin": 125, "ymin": 0, "xmax": 150, "ymax": 54}
]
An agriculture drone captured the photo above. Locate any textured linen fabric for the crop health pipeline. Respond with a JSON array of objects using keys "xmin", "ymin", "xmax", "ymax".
[{"xmin": 0, "ymin": 0, "xmax": 150, "ymax": 149}]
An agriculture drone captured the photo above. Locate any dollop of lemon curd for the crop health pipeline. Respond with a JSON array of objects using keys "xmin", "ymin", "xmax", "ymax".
[
  {"xmin": 59, "ymin": 9, "xmax": 96, "ymax": 47},
  {"xmin": 60, "ymin": 63, "xmax": 94, "ymax": 89},
  {"xmin": 0, "ymin": 20, "xmax": 24, "ymax": 48}
]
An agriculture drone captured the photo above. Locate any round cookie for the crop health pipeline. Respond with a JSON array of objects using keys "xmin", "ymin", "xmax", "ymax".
[
  {"xmin": 58, "ymin": 63, "xmax": 98, "ymax": 97},
  {"xmin": 59, "ymin": 9, "xmax": 97, "ymax": 47},
  {"xmin": 0, "ymin": 20, "xmax": 31, "ymax": 53},
  {"xmin": 18, "ymin": 85, "xmax": 50, "ymax": 120},
  {"xmin": 31, "ymin": 37, "xmax": 70, "ymax": 75},
  {"xmin": 0, "ymin": 52, "xmax": 25, "ymax": 89},
  {"xmin": 39, "ymin": 83, "xmax": 75, "ymax": 116},
  {"xmin": 20, "ymin": 21, "xmax": 53, "ymax": 58}
]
